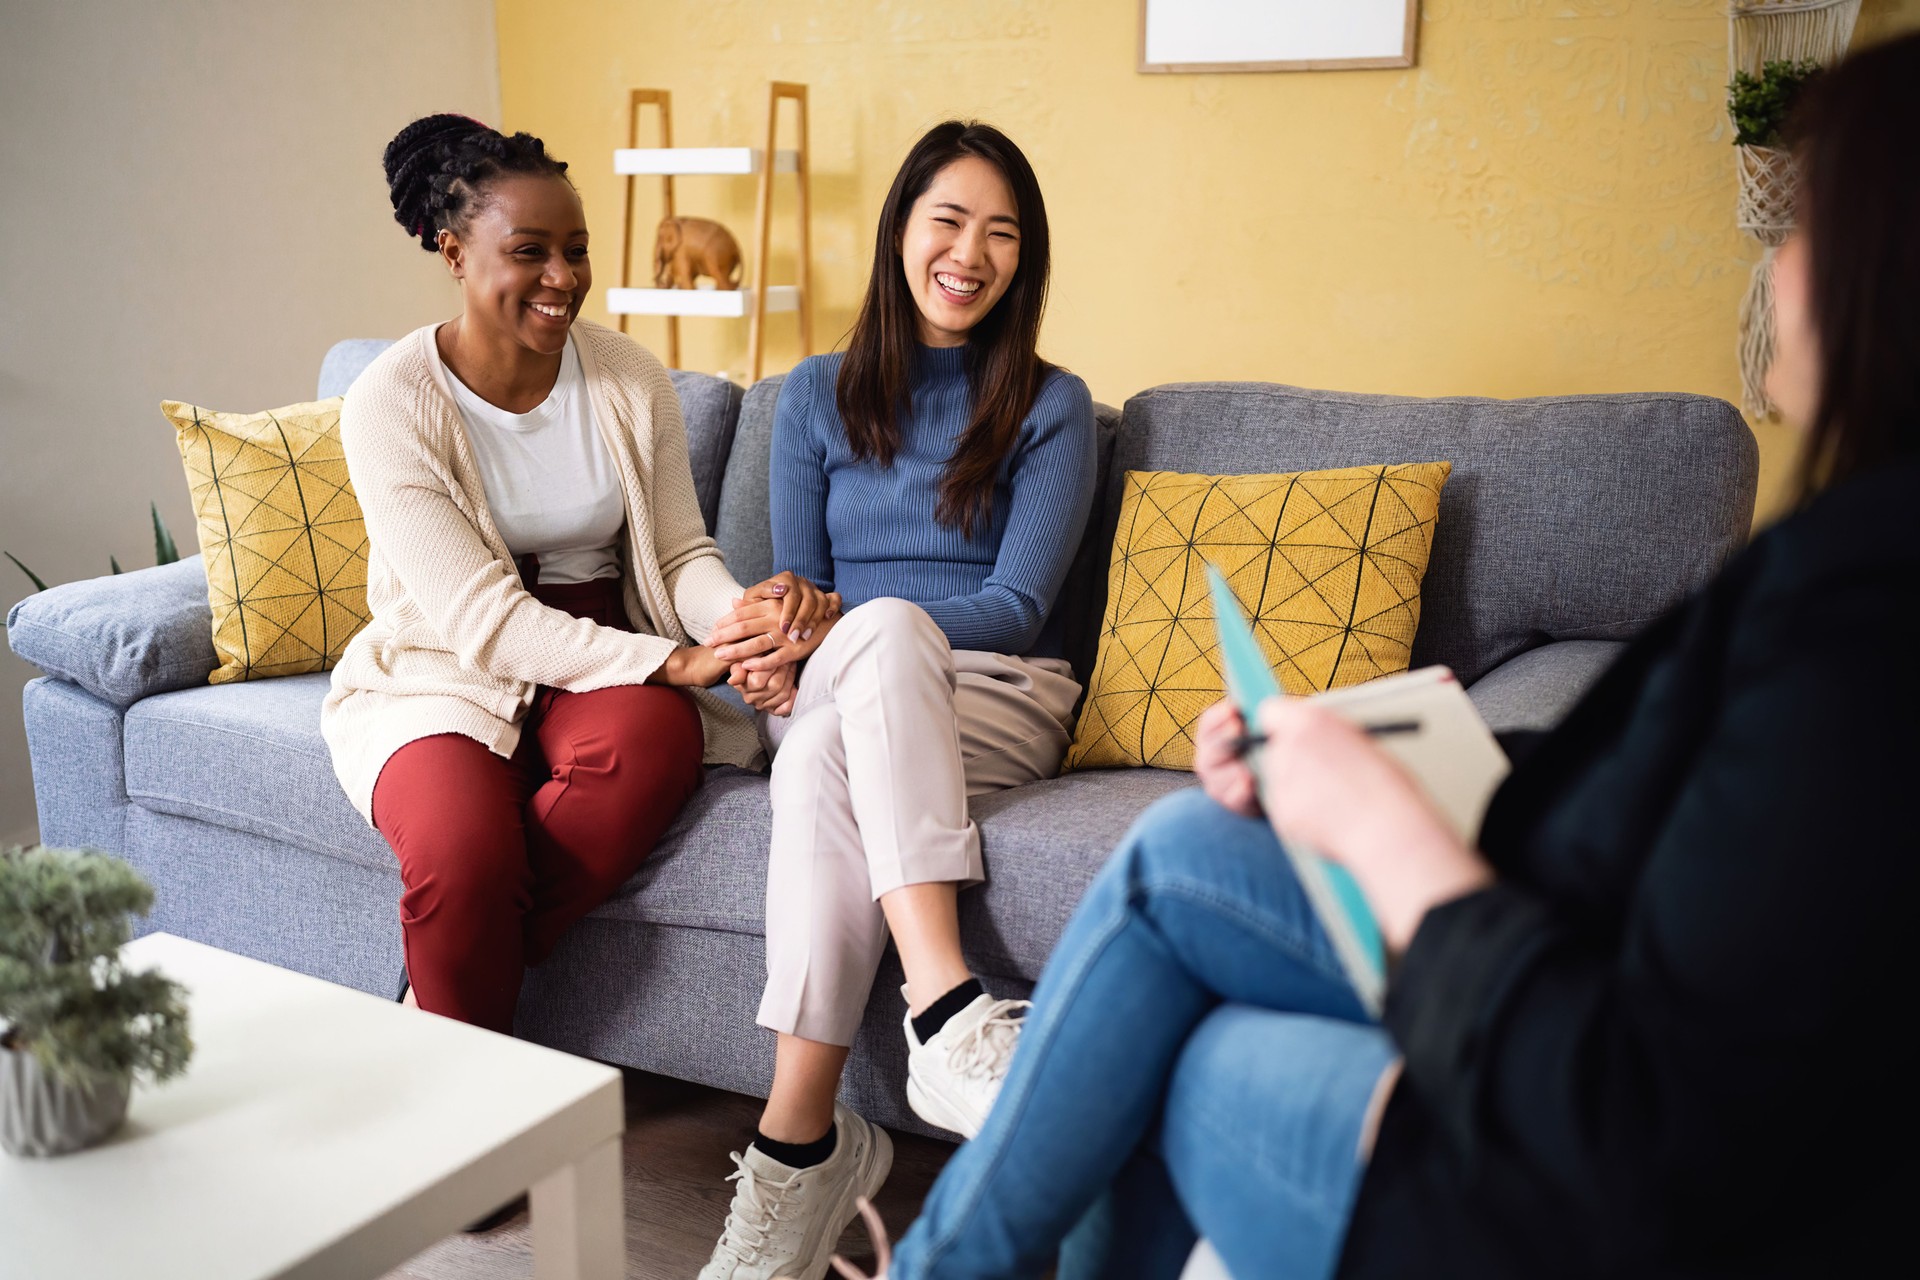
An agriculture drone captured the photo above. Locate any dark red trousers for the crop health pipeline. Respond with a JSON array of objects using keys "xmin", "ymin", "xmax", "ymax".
[{"xmin": 371, "ymin": 577, "xmax": 703, "ymax": 1033}]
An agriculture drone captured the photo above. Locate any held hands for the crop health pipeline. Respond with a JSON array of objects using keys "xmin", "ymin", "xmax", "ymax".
[
  {"xmin": 1252, "ymin": 697, "xmax": 1496, "ymax": 953},
  {"xmin": 730, "ymin": 661, "xmax": 798, "ymax": 717},
  {"xmin": 644, "ymin": 572, "xmax": 839, "ymax": 694},
  {"xmin": 709, "ymin": 572, "xmax": 842, "ymax": 675},
  {"xmin": 651, "ymin": 644, "xmax": 730, "ymax": 688}
]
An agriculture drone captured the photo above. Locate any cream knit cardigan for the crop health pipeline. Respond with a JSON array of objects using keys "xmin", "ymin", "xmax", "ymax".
[{"xmin": 322, "ymin": 320, "xmax": 763, "ymax": 823}]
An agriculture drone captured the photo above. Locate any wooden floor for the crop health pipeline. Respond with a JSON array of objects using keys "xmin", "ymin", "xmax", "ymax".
[{"xmin": 383, "ymin": 1071, "xmax": 954, "ymax": 1280}]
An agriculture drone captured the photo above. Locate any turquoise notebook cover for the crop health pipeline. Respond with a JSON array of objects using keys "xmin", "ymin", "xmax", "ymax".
[{"xmin": 1205, "ymin": 564, "xmax": 1387, "ymax": 1011}]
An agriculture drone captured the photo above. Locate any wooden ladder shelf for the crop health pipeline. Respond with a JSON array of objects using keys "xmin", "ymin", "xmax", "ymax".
[{"xmin": 611, "ymin": 83, "xmax": 813, "ymax": 382}]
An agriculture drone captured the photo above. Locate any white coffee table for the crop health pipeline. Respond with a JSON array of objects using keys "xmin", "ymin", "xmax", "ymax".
[{"xmin": 0, "ymin": 933, "xmax": 626, "ymax": 1280}]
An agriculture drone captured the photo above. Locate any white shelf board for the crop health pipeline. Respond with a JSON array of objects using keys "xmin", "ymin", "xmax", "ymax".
[
  {"xmin": 614, "ymin": 147, "xmax": 800, "ymax": 176},
  {"xmin": 606, "ymin": 286, "xmax": 800, "ymax": 318}
]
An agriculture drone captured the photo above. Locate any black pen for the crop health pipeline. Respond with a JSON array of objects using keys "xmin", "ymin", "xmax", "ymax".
[{"xmin": 1228, "ymin": 720, "xmax": 1422, "ymax": 758}]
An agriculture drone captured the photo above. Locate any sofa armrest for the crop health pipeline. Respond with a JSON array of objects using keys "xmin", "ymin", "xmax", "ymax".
[
  {"xmin": 1465, "ymin": 640, "xmax": 1626, "ymax": 735},
  {"xmin": 5, "ymin": 557, "xmax": 217, "ymax": 707},
  {"xmin": 23, "ymin": 677, "xmax": 130, "ymax": 854}
]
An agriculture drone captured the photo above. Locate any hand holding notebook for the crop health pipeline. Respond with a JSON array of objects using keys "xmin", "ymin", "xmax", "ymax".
[{"xmin": 1205, "ymin": 565, "xmax": 1510, "ymax": 1016}]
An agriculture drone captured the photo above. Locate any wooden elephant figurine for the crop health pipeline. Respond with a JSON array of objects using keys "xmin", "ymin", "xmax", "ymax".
[{"xmin": 653, "ymin": 216, "xmax": 743, "ymax": 290}]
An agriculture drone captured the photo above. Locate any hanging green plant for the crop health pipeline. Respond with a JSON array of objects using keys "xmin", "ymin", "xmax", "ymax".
[{"xmin": 1728, "ymin": 58, "xmax": 1824, "ymax": 148}]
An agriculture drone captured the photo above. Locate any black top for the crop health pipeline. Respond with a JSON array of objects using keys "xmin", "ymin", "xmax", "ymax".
[{"xmin": 1339, "ymin": 457, "xmax": 1920, "ymax": 1278}]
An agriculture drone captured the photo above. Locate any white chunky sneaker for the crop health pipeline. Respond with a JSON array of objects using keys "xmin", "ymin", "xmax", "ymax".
[
  {"xmin": 698, "ymin": 1103, "xmax": 894, "ymax": 1280},
  {"xmin": 902, "ymin": 985, "xmax": 1031, "ymax": 1139}
]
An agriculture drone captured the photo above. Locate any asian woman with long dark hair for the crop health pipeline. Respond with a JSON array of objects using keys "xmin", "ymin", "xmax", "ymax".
[{"xmin": 694, "ymin": 121, "xmax": 1097, "ymax": 1280}]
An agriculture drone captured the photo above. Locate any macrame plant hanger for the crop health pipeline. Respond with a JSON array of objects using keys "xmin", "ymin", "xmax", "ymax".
[{"xmin": 1729, "ymin": 0, "xmax": 1860, "ymax": 416}]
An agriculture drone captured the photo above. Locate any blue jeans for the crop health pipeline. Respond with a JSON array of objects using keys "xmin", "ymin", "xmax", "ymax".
[{"xmin": 888, "ymin": 789, "xmax": 1398, "ymax": 1280}]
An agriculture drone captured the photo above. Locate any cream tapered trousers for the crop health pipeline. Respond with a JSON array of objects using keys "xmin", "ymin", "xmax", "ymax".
[{"xmin": 753, "ymin": 597, "xmax": 1082, "ymax": 1047}]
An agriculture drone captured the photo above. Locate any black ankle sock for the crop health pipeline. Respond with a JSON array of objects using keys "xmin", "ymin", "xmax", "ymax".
[
  {"xmin": 754, "ymin": 1122, "xmax": 837, "ymax": 1170},
  {"xmin": 912, "ymin": 977, "xmax": 985, "ymax": 1043}
]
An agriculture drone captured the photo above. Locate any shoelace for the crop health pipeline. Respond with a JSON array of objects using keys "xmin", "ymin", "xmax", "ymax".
[
  {"xmin": 712, "ymin": 1151, "xmax": 804, "ymax": 1264},
  {"xmin": 825, "ymin": 1197, "xmax": 893, "ymax": 1280},
  {"xmin": 945, "ymin": 998, "xmax": 1031, "ymax": 1082}
]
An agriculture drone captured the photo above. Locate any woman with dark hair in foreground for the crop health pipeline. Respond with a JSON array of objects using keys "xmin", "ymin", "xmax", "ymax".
[{"xmin": 867, "ymin": 32, "xmax": 1920, "ymax": 1280}]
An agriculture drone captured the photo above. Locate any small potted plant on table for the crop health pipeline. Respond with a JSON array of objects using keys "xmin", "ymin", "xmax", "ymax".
[{"xmin": 0, "ymin": 845, "xmax": 192, "ymax": 1157}]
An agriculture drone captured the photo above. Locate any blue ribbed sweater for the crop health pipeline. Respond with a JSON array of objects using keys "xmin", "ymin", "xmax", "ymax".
[{"xmin": 769, "ymin": 345, "xmax": 1097, "ymax": 656}]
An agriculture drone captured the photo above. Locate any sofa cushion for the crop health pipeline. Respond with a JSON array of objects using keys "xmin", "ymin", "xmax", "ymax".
[
  {"xmin": 124, "ymin": 676, "xmax": 764, "ymax": 882},
  {"xmin": 120, "ymin": 665, "xmax": 1191, "ymax": 982},
  {"xmin": 123, "ymin": 674, "xmax": 390, "ymax": 869},
  {"xmin": 316, "ymin": 340, "xmax": 394, "ymax": 400},
  {"xmin": 1107, "ymin": 384, "xmax": 1757, "ymax": 684},
  {"xmin": 957, "ymin": 768, "xmax": 1195, "ymax": 976},
  {"xmin": 592, "ymin": 764, "xmax": 1192, "ymax": 979},
  {"xmin": 121, "ymin": 673, "xmax": 770, "ymax": 919},
  {"xmin": 671, "ymin": 372, "xmax": 744, "ymax": 536},
  {"xmin": 715, "ymin": 374, "xmax": 783, "ymax": 586},
  {"xmin": 1464, "ymin": 639, "xmax": 1627, "ymax": 734},
  {"xmin": 1067, "ymin": 462, "xmax": 1451, "ymax": 770},
  {"xmin": 313, "ymin": 339, "xmax": 741, "ymax": 533},
  {"xmin": 1051, "ymin": 400, "xmax": 1122, "ymax": 688},
  {"xmin": 6, "ymin": 557, "xmax": 218, "ymax": 707},
  {"xmin": 163, "ymin": 396, "xmax": 369, "ymax": 684}
]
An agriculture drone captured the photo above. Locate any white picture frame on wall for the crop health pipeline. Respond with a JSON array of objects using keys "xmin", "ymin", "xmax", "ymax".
[{"xmin": 1139, "ymin": 0, "xmax": 1421, "ymax": 74}]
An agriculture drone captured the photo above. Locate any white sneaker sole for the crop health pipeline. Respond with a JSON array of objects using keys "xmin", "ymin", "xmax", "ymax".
[
  {"xmin": 793, "ymin": 1122, "xmax": 895, "ymax": 1280},
  {"xmin": 906, "ymin": 1074, "xmax": 983, "ymax": 1141}
]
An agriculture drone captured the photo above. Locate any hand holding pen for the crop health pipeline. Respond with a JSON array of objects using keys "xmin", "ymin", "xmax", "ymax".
[
  {"xmin": 1251, "ymin": 696, "xmax": 1492, "ymax": 954},
  {"xmin": 1229, "ymin": 718, "xmax": 1422, "ymax": 758}
]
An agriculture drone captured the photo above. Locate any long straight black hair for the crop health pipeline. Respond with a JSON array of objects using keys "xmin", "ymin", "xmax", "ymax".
[
  {"xmin": 1788, "ymin": 32, "xmax": 1920, "ymax": 497},
  {"xmin": 835, "ymin": 121, "xmax": 1054, "ymax": 538}
]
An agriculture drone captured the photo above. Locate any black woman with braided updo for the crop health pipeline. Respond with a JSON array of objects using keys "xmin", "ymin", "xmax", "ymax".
[{"xmin": 321, "ymin": 114, "xmax": 836, "ymax": 1042}]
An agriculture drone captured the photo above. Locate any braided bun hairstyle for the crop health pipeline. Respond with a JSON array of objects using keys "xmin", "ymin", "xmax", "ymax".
[{"xmin": 383, "ymin": 114, "xmax": 572, "ymax": 252}]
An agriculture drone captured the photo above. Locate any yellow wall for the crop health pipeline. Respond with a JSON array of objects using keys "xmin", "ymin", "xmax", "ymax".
[{"xmin": 498, "ymin": 1, "xmax": 1920, "ymax": 522}]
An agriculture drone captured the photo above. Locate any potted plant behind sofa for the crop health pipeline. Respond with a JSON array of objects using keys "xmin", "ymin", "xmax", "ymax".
[
  {"xmin": 0, "ymin": 845, "xmax": 192, "ymax": 1157},
  {"xmin": 4, "ymin": 501, "xmax": 181, "ymax": 592}
]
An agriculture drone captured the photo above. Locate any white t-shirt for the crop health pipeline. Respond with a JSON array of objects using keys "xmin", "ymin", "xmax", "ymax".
[{"xmin": 443, "ymin": 335, "xmax": 625, "ymax": 585}]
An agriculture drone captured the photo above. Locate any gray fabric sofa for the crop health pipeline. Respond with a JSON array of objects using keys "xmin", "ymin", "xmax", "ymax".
[{"xmin": 8, "ymin": 340, "xmax": 1757, "ymax": 1137}]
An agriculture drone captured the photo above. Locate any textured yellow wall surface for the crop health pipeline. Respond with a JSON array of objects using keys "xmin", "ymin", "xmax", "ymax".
[{"xmin": 497, "ymin": 1, "xmax": 1920, "ymax": 521}]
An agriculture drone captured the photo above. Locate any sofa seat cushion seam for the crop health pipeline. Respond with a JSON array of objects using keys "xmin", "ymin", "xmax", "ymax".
[{"xmin": 124, "ymin": 715, "xmax": 334, "ymax": 764}]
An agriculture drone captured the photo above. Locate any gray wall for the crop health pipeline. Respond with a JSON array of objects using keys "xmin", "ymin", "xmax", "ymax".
[{"xmin": 0, "ymin": 0, "xmax": 501, "ymax": 845}]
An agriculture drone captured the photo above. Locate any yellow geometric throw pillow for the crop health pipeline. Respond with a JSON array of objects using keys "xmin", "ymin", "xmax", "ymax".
[
  {"xmin": 162, "ymin": 397, "xmax": 370, "ymax": 684},
  {"xmin": 1064, "ymin": 463, "xmax": 1451, "ymax": 771}
]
